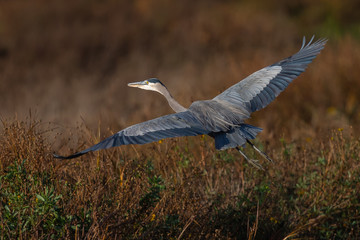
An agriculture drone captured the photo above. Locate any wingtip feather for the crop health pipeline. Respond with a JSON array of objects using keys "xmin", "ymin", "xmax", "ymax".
[
  {"xmin": 53, "ymin": 152, "xmax": 85, "ymax": 160},
  {"xmin": 300, "ymin": 35, "xmax": 328, "ymax": 51}
]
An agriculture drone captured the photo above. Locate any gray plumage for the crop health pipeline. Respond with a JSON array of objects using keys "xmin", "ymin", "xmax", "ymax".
[{"xmin": 54, "ymin": 36, "xmax": 327, "ymax": 167}]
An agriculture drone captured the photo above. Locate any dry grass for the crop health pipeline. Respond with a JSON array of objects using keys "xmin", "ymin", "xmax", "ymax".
[
  {"xmin": 1, "ymin": 115, "xmax": 359, "ymax": 239},
  {"xmin": 1, "ymin": 0, "xmax": 360, "ymax": 239}
]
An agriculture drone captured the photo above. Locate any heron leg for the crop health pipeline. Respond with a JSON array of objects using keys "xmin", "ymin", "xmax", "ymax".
[
  {"xmin": 246, "ymin": 139, "xmax": 273, "ymax": 163},
  {"xmin": 236, "ymin": 147, "xmax": 264, "ymax": 170}
]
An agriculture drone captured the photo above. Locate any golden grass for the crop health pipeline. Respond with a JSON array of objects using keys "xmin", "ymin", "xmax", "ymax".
[{"xmin": 1, "ymin": 117, "xmax": 359, "ymax": 239}]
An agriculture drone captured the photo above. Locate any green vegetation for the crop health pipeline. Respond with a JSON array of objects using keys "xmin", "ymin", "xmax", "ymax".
[{"xmin": 0, "ymin": 119, "xmax": 359, "ymax": 239}]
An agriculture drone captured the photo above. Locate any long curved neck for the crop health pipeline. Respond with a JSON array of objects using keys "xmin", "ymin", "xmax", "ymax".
[{"xmin": 157, "ymin": 87, "xmax": 187, "ymax": 113}]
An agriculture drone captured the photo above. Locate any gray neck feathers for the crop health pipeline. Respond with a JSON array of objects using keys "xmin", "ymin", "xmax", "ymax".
[{"xmin": 156, "ymin": 85, "xmax": 187, "ymax": 113}]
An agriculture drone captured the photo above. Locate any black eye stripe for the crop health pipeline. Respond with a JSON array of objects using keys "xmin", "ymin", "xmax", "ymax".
[{"xmin": 146, "ymin": 78, "xmax": 165, "ymax": 87}]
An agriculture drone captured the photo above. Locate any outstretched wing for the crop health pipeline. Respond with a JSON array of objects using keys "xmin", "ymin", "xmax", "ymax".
[
  {"xmin": 213, "ymin": 36, "xmax": 327, "ymax": 113},
  {"xmin": 54, "ymin": 111, "xmax": 209, "ymax": 159}
]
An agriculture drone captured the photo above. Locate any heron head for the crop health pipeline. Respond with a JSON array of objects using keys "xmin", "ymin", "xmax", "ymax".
[{"xmin": 128, "ymin": 78, "xmax": 167, "ymax": 93}]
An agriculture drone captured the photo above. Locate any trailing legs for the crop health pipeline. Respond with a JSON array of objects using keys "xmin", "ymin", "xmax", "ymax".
[
  {"xmin": 236, "ymin": 139, "xmax": 273, "ymax": 170},
  {"xmin": 236, "ymin": 147, "xmax": 264, "ymax": 170},
  {"xmin": 246, "ymin": 139, "xmax": 273, "ymax": 163}
]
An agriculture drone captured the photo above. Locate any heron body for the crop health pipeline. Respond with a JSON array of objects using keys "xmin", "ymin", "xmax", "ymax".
[{"xmin": 54, "ymin": 37, "xmax": 327, "ymax": 168}]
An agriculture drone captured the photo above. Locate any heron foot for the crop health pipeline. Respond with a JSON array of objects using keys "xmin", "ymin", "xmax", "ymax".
[
  {"xmin": 236, "ymin": 147, "xmax": 264, "ymax": 170},
  {"xmin": 246, "ymin": 140, "xmax": 273, "ymax": 163}
]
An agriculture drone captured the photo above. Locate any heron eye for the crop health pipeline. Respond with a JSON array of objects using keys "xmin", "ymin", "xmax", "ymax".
[{"xmin": 145, "ymin": 80, "xmax": 149, "ymax": 84}]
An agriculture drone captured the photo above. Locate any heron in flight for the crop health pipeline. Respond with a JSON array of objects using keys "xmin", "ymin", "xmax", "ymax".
[{"xmin": 54, "ymin": 37, "xmax": 326, "ymax": 168}]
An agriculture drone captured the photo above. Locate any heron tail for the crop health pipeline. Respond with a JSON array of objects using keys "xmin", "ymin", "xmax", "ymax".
[{"xmin": 214, "ymin": 124, "xmax": 262, "ymax": 150}]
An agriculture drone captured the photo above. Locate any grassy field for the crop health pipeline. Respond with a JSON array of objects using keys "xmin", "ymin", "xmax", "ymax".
[
  {"xmin": 1, "ymin": 0, "xmax": 360, "ymax": 239},
  {"xmin": 1, "ymin": 115, "xmax": 359, "ymax": 239}
]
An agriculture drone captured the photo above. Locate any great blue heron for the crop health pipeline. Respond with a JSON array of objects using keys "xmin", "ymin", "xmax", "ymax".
[{"xmin": 54, "ymin": 36, "xmax": 327, "ymax": 168}]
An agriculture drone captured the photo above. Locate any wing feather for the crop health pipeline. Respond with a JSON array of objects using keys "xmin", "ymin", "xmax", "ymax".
[
  {"xmin": 213, "ymin": 37, "xmax": 327, "ymax": 113},
  {"xmin": 54, "ymin": 111, "xmax": 209, "ymax": 159}
]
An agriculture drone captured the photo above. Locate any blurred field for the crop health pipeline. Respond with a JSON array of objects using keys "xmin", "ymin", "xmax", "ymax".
[{"xmin": 1, "ymin": 0, "xmax": 360, "ymax": 239}]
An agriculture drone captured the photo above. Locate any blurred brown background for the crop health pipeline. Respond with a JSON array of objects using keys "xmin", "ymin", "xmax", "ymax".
[{"xmin": 1, "ymin": 0, "xmax": 360, "ymax": 142}]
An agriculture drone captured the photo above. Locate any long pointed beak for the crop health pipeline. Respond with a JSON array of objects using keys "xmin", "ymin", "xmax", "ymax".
[{"xmin": 127, "ymin": 81, "xmax": 146, "ymax": 88}]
